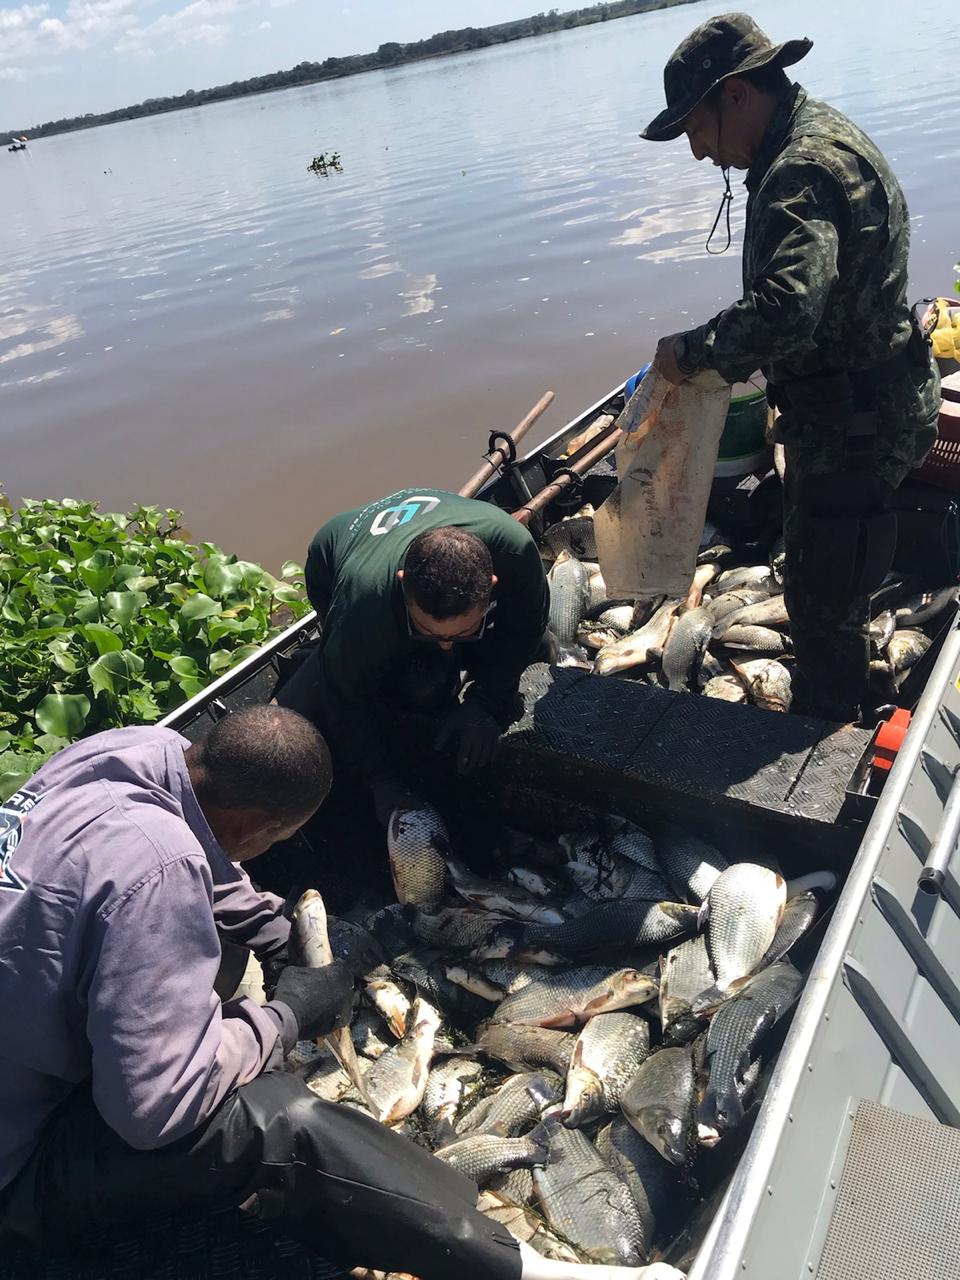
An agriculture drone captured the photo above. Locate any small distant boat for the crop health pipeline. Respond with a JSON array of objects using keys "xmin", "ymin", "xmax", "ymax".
[{"xmin": 8, "ymin": 136, "xmax": 28, "ymax": 152}]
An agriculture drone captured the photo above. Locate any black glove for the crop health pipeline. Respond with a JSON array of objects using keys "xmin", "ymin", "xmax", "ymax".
[
  {"xmin": 273, "ymin": 962, "xmax": 353, "ymax": 1039},
  {"xmin": 258, "ymin": 946, "xmax": 288, "ymax": 1001},
  {"xmin": 434, "ymin": 700, "xmax": 502, "ymax": 773},
  {"xmin": 372, "ymin": 776, "xmax": 423, "ymax": 828}
]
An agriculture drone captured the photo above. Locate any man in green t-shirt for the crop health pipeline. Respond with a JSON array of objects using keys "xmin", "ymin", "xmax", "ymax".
[{"xmin": 277, "ymin": 489, "xmax": 549, "ymax": 823}]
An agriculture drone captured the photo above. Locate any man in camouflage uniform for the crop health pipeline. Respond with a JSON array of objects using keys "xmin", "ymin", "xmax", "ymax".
[{"xmin": 642, "ymin": 12, "xmax": 940, "ymax": 721}]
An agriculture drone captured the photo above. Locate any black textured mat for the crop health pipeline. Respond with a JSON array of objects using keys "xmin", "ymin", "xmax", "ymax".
[{"xmin": 0, "ymin": 1205, "xmax": 349, "ymax": 1280}]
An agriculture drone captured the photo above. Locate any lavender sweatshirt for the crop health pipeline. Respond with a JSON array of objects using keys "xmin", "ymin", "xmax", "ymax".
[{"xmin": 0, "ymin": 727, "xmax": 299, "ymax": 1192}]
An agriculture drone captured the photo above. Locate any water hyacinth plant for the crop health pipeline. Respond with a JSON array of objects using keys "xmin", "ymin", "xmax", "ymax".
[{"xmin": 0, "ymin": 494, "xmax": 310, "ymax": 800}]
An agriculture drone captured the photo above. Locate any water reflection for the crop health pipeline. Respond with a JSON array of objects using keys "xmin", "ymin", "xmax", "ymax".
[{"xmin": 0, "ymin": 0, "xmax": 957, "ymax": 570}]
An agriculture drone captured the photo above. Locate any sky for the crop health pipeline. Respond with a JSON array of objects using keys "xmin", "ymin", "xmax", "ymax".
[{"xmin": 0, "ymin": 0, "xmax": 543, "ymax": 126}]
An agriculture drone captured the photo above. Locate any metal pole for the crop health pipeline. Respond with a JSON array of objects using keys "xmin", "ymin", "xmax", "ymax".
[
  {"xmin": 458, "ymin": 391, "xmax": 555, "ymax": 499},
  {"xmin": 918, "ymin": 768, "xmax": 960, "ymax": 894},
  {"xmin": 511, "ymin": 418, "xmax": 619, "ymax": 524}
]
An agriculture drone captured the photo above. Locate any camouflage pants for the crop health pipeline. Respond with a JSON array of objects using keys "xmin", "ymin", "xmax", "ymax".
[{"xmin": 782, "ymin": 457, "xmax": 902, "ymax": 722}]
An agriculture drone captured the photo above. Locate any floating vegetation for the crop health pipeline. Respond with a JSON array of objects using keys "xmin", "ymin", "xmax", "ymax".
[{"xmin": 308, "ymin": 152, "xmax": 343, "ymax": 177}]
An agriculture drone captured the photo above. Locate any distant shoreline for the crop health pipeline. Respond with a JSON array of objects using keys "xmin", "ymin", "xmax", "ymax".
[{"xmin": 2, "ymin": 0, "xmax": 697, "ymax": 146}]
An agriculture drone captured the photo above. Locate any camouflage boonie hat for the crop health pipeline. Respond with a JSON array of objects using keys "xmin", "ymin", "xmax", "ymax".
[{"xmin": 642, "ymin": 11, "xmax": 812, "ymax": 142}]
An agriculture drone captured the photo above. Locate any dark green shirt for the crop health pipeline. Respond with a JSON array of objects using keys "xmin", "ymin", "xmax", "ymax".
[
  {"xmin": 684, "ymin": 84, "xmax": 938, "ymax": 482},
  {"xmin": 305, "ymin": 489, "xmax": 548, "ymax": 786}
]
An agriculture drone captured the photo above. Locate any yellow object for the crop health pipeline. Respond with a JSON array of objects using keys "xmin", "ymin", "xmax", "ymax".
[{"xmin": 928, "ymin": 297, "xmax": 960, "ymax": 360}]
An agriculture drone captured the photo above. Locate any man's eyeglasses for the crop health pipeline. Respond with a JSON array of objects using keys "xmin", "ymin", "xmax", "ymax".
[{"xmin": 404, "ymin": 599, "xmax": 496, "ymax": 645}]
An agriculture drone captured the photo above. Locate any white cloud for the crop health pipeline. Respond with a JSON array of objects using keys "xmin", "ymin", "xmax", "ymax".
[
  {"xmin": 0, "ymin": 5, "xmax": 48, "ymax": 34},
  {"xmin": 0, "ymin": 66, "xmax": 26, "ymax": 80}
]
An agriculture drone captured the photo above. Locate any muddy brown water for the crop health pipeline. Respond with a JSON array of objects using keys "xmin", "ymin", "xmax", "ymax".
[{"xmin": 2, "ymin": 0, "xmax": 957, "ymax": 572}]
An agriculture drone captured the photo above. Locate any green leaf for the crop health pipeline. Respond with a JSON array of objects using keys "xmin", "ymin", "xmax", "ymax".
[
  {"xmin": 0, "ymin": 767, "xmax": 39, "ymax": 803},
  {"xmin": 88, "ymin": 650, "xmax": 145, "ymax": 697},
  {"xmin": 35, "ymin": 733, "xmax": 70, "ymax": 753},
  {"xmin": 202, "ymin": 558, "xmax": 246, "ymax": 598},
  {"xmin": 208, "ymin": 649, "xmax": 238, "ymax": 675},
  {"xmin": 176, "ymin": 677, "xmax": 206, "ymax": 700},
  {"xmin": 281, "ymin": 560, "xmax": 304, "ymax": 579},
  {"xmin": 74, "ymin": 596, "xmax": 102, "ymax": 623},
  {"xmin": 0, "ymin": 731, "xmax": 13, "ymax": 750},
  {"xmin": 2, "ymin": 592, "xmax": 25, "ymax": 624},
  {"xmin": 105, "ymin": 590, "xmax": 148, "ymax": 625},
  {"xmin": 77, "ymin": 551, "xmax": 115, "ymax": 595},
  {"xmin": 271, "ymin": 584, "xmax": 304, "ymax": 604},
  {"xmin": 46, "ymin": 638, "xmax": 79, "ymax": 673},
  {"xmin": 122, "ymin": 576, "xmax": 159, "ymax": 593},
  {"xmin": 83, "ymin": 623, "xmax": 123, "ymax": 655},
  {"xmin": 169, "ymin": 655, "xmax": 200, "ymax": 679},
  {"xmin": 181, "ymin": 594, "xmax": 221, "ymax": 621},
  {"xmin": 34, "ymin": 693, "xmax": 90, "ymax": 737}
]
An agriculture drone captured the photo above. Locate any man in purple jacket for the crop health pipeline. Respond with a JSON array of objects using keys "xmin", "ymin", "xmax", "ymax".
[{"xmin": 0, "ymin": 707, "xmax": 526, "ymax": 1280}]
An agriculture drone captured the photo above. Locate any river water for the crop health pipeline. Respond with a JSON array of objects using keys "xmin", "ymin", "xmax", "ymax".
[{"xmin": 2, "ymin": 0, "xmax": 957, "ymax": 571}]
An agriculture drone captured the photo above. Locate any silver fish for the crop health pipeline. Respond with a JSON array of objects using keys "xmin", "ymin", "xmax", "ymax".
[
  {"xmin": 520, "ymin": 899, "xmax": 697, "ymax": 955},
  {"xmin": 478, "ymin": 1022, "xmax": 578, "ymax": 1075},
  {"xmin": 387, "ymin": 805, "xmax": 449, "ymax": 912},
  {"xmin": 422, "ymin": 1058, "xmax": 483, "ymax": 1142},
  {"xmin": 531, "ymin": 1113, "xmax": 647, "ymax": 1265},
  {"xmin": 577, "ymin": 622, "xmax": 622, "ymax": 651},
  {"xmin": 606, "ymin": 820, "xmax": 662, "ymax": 874},
  {"xmin": 657, "ymin": 824, "xmax": 728, "ymax": 903},
  {"xmin": 548, "ymin": 550, "xmax": 591, "ymax": 647},
  {"xmin": 491, "ymin": 966, "xmax": 658, "ymax": 1028},
  {"xmin": 363, "ymin": 968, "xmax": 411, "ymax": 1039},
  {"xmin": 485, "ymin": 1168, "xmax": 535, "ymax": 1210},
  {"xmin": 730, "ymin": 657, "xmax": 792, "ymax": 712},
  {"xmin": 621, "ymin": 1045, "xmax": 697, "ymax": 1166},
  {"xmin": 594, "ymin": 599, "xmax": 681, "ymax": 676},
  {"xmin": 303, "ymin": 1058, "xmax": 353, "ymax": 1103},
  {"xmin": 704, "ymin": 587, "xmax": 769, "ymax": 625},
  {"xmin": 435, "ymin": 1132, "xmax": 547, "ymax": 1185},
  {"xmin": 717, "ymin": 624, "xmax": 788, "ymax": 655},
  {"xmin": 446, "ymin": 857, "xmax": 565, "ymax": 924},
  {"xmin": 414, "ymin": 907, "xmax": 509, "ymax": 951},
  {"xmin": 458, "ymin": 1070, "xmax": 562, "ymax": 1138},
  {"xmin": 715, "ymin": 594, "xmax": 790, "ymax": 631},
  {"xmin": 869, "ymin": 609, "xmax": 897, "ymax": 652},
  {"xmin": 541, "ymin": 516, "xmax": 596, "ymax": 564},
  {"xmin": 659, "ymin": 934, "xmax": 715, "ymax": 1035},
  {"xmin": 362, "ymin": 996, "xmax": 441, "ymax": 1124},
  {"xmin": 562, "ymin": 1011, "xmax": 650, "ymax": 1127},
  {"xmin": 755, "ymin": 890, "xmax": 821, "ymax": 970},
  {"xmin": 505, "ymin": 866, "xmax": 563, "ymax": 898},
  {"xmin": 444, "ymin": 963, "xmax": 504, "ymax": 1002},
  {"xmin": 887, "ymin": 628, "xmax": 931, "ymax": 672},
  {"xmin": 595, "ymin": 1115, "xmax": 674, "ymax": 1256},
  {"xmin": 698, "ymin": 962, "xmax": 803, "ymax": 1140},
  {"xmin": 594, "ymin": 603, "xmax": 636, "ymax": 634},
  {"xmin": 715, "ymin": 565, "xmax": 776, "ymax": 595},
  {"xmin": 350, "ymin": 1007, "xmax": 395, "ymax": 1061},
  {"xmin": 476, "ymin": 1190, "xmax": 581, "ymax": 1262},
  {"xmin": 662, "ymin": 606, "xmax": 713, "ymax": 692},
  {"xmin": 703, "ymin": 863, "xmax": 787, "ymax": 996},
  {"xmin": 702, "ymin": 673, "xmax": 747, "ymax": 703}
]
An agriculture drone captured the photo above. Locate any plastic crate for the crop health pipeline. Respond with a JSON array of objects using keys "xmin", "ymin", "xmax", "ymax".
[{"xmin": 915, "ymin": 391, "xmax": 960, "ymax": 493}]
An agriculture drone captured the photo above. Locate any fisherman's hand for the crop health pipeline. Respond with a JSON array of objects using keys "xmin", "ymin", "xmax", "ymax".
[
  {"xmin": 273, "ymin": 962, "xmax": 353, "ymax": 1038},
  {"xmin": 372, "ymin": 777, "xmax": 423, "ymax": 828},
  {"xmin": 259, "ymin": 945, "xmax": 288, "ymax": 1001},
  {"xmin": 654, "ymin": 332, "xmax": 692, "ymax": 385},
  {"xmin": 434, "ymin": 701, "xmax": 502, "ymax": 773}
]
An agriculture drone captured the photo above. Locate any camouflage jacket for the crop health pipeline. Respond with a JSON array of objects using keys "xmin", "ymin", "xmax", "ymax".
[{"xmin": 683, "ymin": 84, "xmax": 939, "ymax": 482}]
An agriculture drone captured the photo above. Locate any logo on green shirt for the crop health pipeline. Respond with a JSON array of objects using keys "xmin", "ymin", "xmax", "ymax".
[{"xmin": 370, "ymin": 495, "xmax": 441, "ymax": 536}]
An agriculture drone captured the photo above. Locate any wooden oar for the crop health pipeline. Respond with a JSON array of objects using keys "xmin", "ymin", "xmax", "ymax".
[
  {"xmin": 512, "ymin": 415, "xmax": 618, "ymax": 525},
  {"xmin": 458, "ymin": 391, "xmax": 554, "ymax": 499}
]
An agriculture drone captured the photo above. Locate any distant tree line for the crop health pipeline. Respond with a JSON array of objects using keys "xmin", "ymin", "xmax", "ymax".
[{"xmin": 1, "ymin": 0, "xmax": 696, "ymax": 145}]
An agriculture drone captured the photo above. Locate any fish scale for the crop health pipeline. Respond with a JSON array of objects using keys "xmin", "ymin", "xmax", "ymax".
[
  {"xmin": 699, "ymin": 962, "xmax": 802, "ymax": 1138},
  {"xmin": 531, "ymin": 1114, "xmax": 648, "ymax": 1265},
  {"xmin": 490, "ymin": 965, "xmax": 659, "ymax": 1028},
  {"xmin": 478, "ymin": 1022, "xmax": 577, "ymax": 1075},
  {"xmin": 659, "ymin": 934, "xmax": 715, "ymax": 1036},
  {"xmin": 705, "ymin": 863, "xmax": 786, "ymax": 992},
  {"xmin": 519, "ymin": 899, "xmax": 697, "ymax": 954},
  {"xmin": 595, "ymin": 1115, "xmax": 674, "ymax": 1254},
  {"xmin": 387, "ymin": 805, "xmax": 449, "ymax": 911},
  {"xmin": 362, "ymin": 997, "xmax": 441, "ymax": 1124},
  {"xmin": 422, "ymin": 1059, "xmax": 483, "ymax": 1141},
  {"xmin": 548, "ymin": 551, "xmax": 591, "ymax": 647},
  {"xmin": 562, "ymin": 1011, "xmax": 650, "ymax": 1127},
  {"xmin": 621, "ymin": 1045, "xmax": 697, "ymax": 1167},
  {"xmin": 435, "ymin": 1132, "xmax": 547, "ymax": 1185},
  {"xmin": 662, "ymin": 606, "xmax": 713, "ymax": 692},
  {"xmin": 657, "ymin": 825, "xmax": 728, "ymax": 903},
  {"xmin": 458, "ymin": 1070, "xmax": 562, "ymax": 1137}
]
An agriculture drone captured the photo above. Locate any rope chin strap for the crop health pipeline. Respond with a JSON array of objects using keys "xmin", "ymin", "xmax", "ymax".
[{"xmin": 705, "ymin": 165, "xmax": 734, "ymax": 254}]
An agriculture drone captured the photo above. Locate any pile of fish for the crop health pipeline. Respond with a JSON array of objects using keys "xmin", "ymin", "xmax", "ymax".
[
  {"xmin": 286, "ymin": 804, "xmax": 838, "ymax": 1268},
  {"xmin": 543, "ymin": 505, "xmax": 956, "ymax": 713}
]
